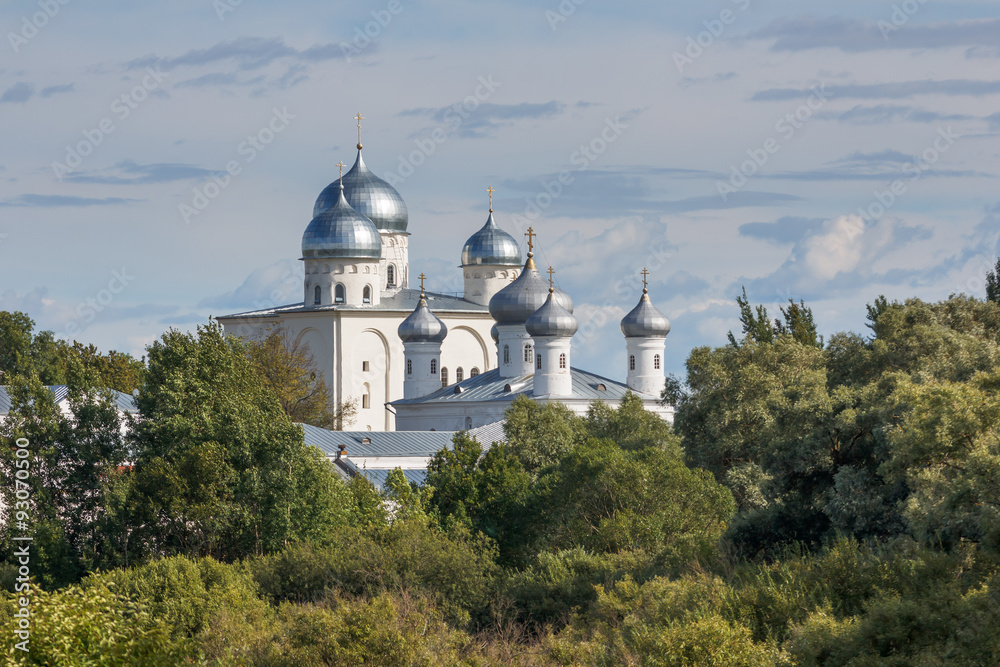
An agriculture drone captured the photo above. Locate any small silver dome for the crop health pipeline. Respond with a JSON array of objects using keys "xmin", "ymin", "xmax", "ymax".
[
  {"xmin": 490, "ymin": 323, "xmax": 499, "ymax": 343},
  {"xmin": 489, "ymin": 254, "xmax": 574, "ymax": 324},
  {"xmin": 462, "ymin": 212, "xmax": 522, "ymax": 266},
  {"xmin": 621, "ymin": 291, "xmax": 671, "ymax": 338},
  {"xmin": 314, "ymin": 150, "xmax": 408, "ymax": 233},
  {"xmin": 526, "ymin": 290, "xmax": 578, "ymax": 338},
  {"xmin": 398, "ymin": 294, "xmax": 448, "ymax": 343},
  {"xmin": 302, "ymin": 184, "xmax": 382, "ymax": 259}
]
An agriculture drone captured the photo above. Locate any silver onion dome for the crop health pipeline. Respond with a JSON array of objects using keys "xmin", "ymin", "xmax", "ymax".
[
  {"xmin": 526, "ymin": 290, "xmax": 578, "ymax": 338},
  {"xmin": 621, "ymin": 290, "xmax": 671, "ymax": 338},
  {"xmin": 398, "ymin": 293, "xmax": 448, "ymax": 343},
  {"xmin": 314, "ymin": 150, "xmax": 408, "ymax": 233},
  {"xmin": 301, "ymin": 184, "xmax": 382, "ymax": 259},
  {"xmin": 489, "ymin": 254, "xmax": 574, "ymax": 324},
  {"xmin": 461, "ymin": 212, "xmax": 522, "ymax": 266},
  {"xmin": 490, "ymin": 323, "xmax": 499, "ymax": 343}
]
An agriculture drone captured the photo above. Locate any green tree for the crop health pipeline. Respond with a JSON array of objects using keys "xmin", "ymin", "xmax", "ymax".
[
  {"xmin": 585, "ymin": 391, "xmax": 683, "ymax": 456},
  {"xmin": 245, "ymin": 327, "xmax": 356, "ymax": 430},
  {"xmin": 502, "ymin": 396, "xmax": 585, "ymax": 475},
  {"xmin": 987, "ymin": 257, "xmax": 1000, "ymax": 304},
  {"xmin": 127, "ymin": 322, "xmax": 352, "ymax": 561}
]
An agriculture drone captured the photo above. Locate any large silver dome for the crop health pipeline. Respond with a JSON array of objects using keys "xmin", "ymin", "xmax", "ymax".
[
  {"xmin": 461, "ymin": 212, "xmax": 522, "ymax": 266},
  {"xmin": 398, "ymin": 294, "xmax": 448, "ymax": 343},
  {"xmin": 302, "ymin": 184, "xmax": 382, "ymax": 259},
  {"xmin": 314, "ymin": 150, "xmax": 408, "ymax": 233},
  {"xmin": 526, "ymin": 290, "xmax": 578, "ymax": 338},
  {"xmin": 489, "ymin": 254, "xmax": 574, "ymax": 324},
  {"xmin": 621, "ymin": 291, "xmax": 671, "ymax": 338}
]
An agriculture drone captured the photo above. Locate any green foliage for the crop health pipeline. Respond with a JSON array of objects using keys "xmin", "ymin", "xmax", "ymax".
[
  {"xmin": 83, "ymin": 555, "xmax": 267, "ymax": 639},
  {"xmin": 127, "ymin": 322, "xmax": 353, "ymax": 561},
  {"xmin": 987, "ymin": 257, "xmax": 1000, "ymax": 304},
  {"xmin": 502, "ymin": 396, "xmax": 585, "ymax": 474},
  {"xmin": 585, "ymin": 391, "xmax": 683, "ymax": 456},
  {"xmin": 0, "ymin": 583, "xmax": 197, "ymax": 666},
  {"xmin": 0, "ymin": 371, "xmax": 131, "ymax": 586}
]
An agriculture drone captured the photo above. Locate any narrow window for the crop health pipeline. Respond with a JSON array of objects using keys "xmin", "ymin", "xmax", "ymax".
[
  {"xmin": 407, "ymin": 359, "xmax": 412, "ymax": 375},
  {"xmin": 441, "ymin": 367, "xmax": 449, "ymax": 387},
  {"xmin": 465, "ymin": 417, "xmax": 473, "ymax": 430},
  {"xmin": 629, "ymin": 355, "xmax": 636, "ymax": 371},
  {"xmin": 536, "ymin": 354, "xmax": 542, "ymax": 370},
  {"xmin": 470, "ymin": 367, "xmax": 479, "ymax": 378},
  {"xmin": 431, "ymin": 359, "xmax": 437, "ymax": 375},
  {"xmin": 559, "ymin": 353, "xmax": 566, "ymax": 369},
  {"xmin": 503, "ymin": 345, "xmax": 510, "ymax": 364},
  {"xmin": 456, "ymin": 367, "xmax": 464, "ymax": 383},
  {"xmin": 654, "ymin": 354, "xmax": 661, "ymax": 370},
  {"xmin": 313, "ymin": 285, "xmax": 321, "ymax": 305},
  {"xmin": 524, "ymin": 344, "xmax": 533, "ymax": 363},
  {"xmin": 362, "ymin": 361, "xmax": 370, "ymax": 372},
  {"xmin": 334, "ymin": 284, "xmax": 345, "ymax": 304},
  {"xmin": 387, "ymin": 265, "xmax": 396, "ymax": 287},
  {"xmin": 363, "ymin": 285, "xmax": 372, "ymax": 304}
]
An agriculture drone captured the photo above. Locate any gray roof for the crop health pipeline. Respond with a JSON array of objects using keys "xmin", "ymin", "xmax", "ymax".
[
  {"xmin": 0, "ymin": 385, "xmax": 138, "ymax": 416},
  {"xmin": 218, "ymin": 288, "xmax": 490, "ymax": 320},
  {"xmin": 621, "ymin": 291, "xmax": 671, "ymax": 338},
  {"xmin": 398, "ymin": 295, "xmax": 448, "ymax": 343},
  {"xmin": 391, "ymin": 367, "xmax": 634, "ymax": 406},
  {"xmin": 301, "ymin": 421, "xmax": 508, "ymax": 458},
  {"xmin": 314, "ymin": 150, "xmax": 408, "ymax": 233},
  {"xmin": 526, "ymin": 290, "xmax": 578, "ymax": 338},
  {"xmin": 489, "ymin": 255, "xmax": 574, "ymax": 324},
  {"xmin": 301, "ymin": 184, "xmax": 382, "ymax": 259},
  {"xmin": 461, "ymin": 211, "xmax": 522, "ymax": 267}
]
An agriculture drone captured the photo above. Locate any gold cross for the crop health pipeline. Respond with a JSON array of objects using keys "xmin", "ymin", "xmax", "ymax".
[
  {"xmin": 641, "ymin": 267, "xmax": 649, "ymax": 290},
  {"xmin": 336, "ymin": 161, "xmax": 345, "ymax": 184},
  {"xmin": 355, "ymin": 112, "xmax": 365, "ymax": 149},
  {"xmin": 486, "ymin": 186, "xmax": 495, "ymax": 212},
  {"xmin": 525, "ymin": 227, "xmax": 536, "ymax": 252},
  {"xmin": 547, "ymin": 266, "xmax": 555, "ymax": 289},
  {"xmin": 418, "ymin": 273, "xmax": 426, "ymax": 292}
]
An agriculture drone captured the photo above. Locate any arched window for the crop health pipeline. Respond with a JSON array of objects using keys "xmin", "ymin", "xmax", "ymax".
[
  {"xmin": 313, "ymin": 285, "xmax": 321, "ymax": 305},
  {"xmin": 470, "ymin": 367, "xmax": 479, "ymax": 378},
  {"xmin": 407, "ymin": 358, "xmax": 413, "ymax": 375},
  {"xmin": 536, "ymin": 354, "xmax": 542, "ymax": 370},
  {"xmin": 503, "ymin": 345, "xmax": 510, "ymax": 364},
  {"xmin": 334, "ymin": 284, "xmax": 345, "ymax": 304},
  {"xmin": 362, "ymin": 383, "xmax": 371, "ymax": 409},
  {"xmin": 654, "ymin": 354, "xmax": 661, "ymax": 370},
  {"xmin": 629, "ymin": 355, "xmax": 636, "ymax": 371},
  {"xmin": 524, "ymin": 344, "xmax": 533, "ymax": 363},
  {"xmin": 387, "ymin": 265, "xmax": 396, "ymax": 287},
  {"xmin": 431, "ymin": 359, "xmax": 437, "ymax": 375},
  {"xmin": 465, "ymin": 417, "xmax": 473, "ymax": 430},
  {"xmin": 456, "ymin": 367, "xmax": 464, "ymax": 383},
  {"xmin": 363, "ymin": 285, "xmax": 372, "ymax": 304},
  {"xmin": 559, "ymin": 353, "xmax": 567, "ymax": 369},
  {"xmin": 441, "ymin": 367, "xmax": 449, "ymax": 387}
]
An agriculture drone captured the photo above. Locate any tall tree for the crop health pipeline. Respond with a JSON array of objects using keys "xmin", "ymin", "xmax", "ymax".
[
  {"xmin": 245, "ymin": 327, "xmax": 356, "ymax": 430},
  {"xmin": 127, "ymin": 323, "xmax": 352, "ymax": 561}
]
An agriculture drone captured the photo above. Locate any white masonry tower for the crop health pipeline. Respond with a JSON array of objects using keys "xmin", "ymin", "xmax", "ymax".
[
  {"xmin": 461, "ymin": 187, "xmax": 523, "ymax": 306},
  {"xmin": 398, "ymin": 274, "xmax": 448, "ymax": 399},
  {"xmin": 525, "ymin": 268, "xmax": 578, "ymax": 397},
  {"xmin": 488, "ymin": 228, "xmax": 574, "ymax": 379},
  {"xmin": 620, "ymin": 269, "xmax": 671, "ymax": 396}
]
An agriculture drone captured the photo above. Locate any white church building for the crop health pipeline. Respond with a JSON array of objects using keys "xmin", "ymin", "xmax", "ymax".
[{"xmin": 218, "ymin": 122, "xmax": 673, "ymax": 433}]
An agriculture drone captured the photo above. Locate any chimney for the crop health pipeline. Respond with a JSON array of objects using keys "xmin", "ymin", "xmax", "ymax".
[{"xmin": 337, "ymin": 444, "xmax": 348, "ymax": 460}]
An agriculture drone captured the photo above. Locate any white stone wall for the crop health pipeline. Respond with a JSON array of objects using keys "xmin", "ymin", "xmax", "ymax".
[
  {"xmin": 221, "ymin": 308, "xmax": 494, "ymax": 432},
  {"xmin": 625, "ymin": 336, "xmax": 668, "ymax": 397},
  {"xmin": 303, "ymin": 258, "xmax": 382, "ymax": 307}
]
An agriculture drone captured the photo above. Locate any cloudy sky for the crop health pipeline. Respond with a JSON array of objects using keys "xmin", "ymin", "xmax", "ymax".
[{"xmin": 2, "ymin": 0, "xmax": 1000, "ymax": 380}]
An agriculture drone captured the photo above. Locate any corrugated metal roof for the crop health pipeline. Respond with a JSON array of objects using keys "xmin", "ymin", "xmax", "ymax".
[
  {"xmin": 217, "ymin": 288, "xmax": 489, "ymax": 320},
  {"xmin": 468, "ymin": 420, "xmax": 507, "ymax": 446},
  {"xmin": 0, "ymin": 386, "xmax": 137, "ymax": 416},
  {"xmin": 390, "ymin": 367, "xmax": 633, "ymax": 406},
  {"xmin": 357, "ymin": 468, "xmax": 429, "ymax": 491},
  {"xmin": 301, "ymin": 424, "xmax": 456, "ymax": 458}
]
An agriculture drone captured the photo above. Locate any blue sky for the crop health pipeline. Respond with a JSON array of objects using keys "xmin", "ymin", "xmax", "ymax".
[{"xmin": 2, "ymin": 0, "xmax": 999, "ymax": 381}]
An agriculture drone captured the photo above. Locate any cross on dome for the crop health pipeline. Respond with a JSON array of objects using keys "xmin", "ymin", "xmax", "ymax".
[
  {"xmin": 547, "ymin": 266, "xmax": 555, "ymax": 289},
  {"xmin": 641, "ymin": 267, "xmax": 650, "ymax": 293},
  {"xmin": 355, "ymin": 112, "xmax": 365, "ymax": 149},
  {"xmin": 418, "ymin": 272, "xmax": 427, "ymax": 294},
  {"xmin": 336, "ymin": 161, "xmax": 345, "ymax": 185},
  {"xmin": 525, "ymin": 227, "xmax": 536, "ymax": 253},
  {"xmin": 486, "ymin": 186, "xmax": 495, "ymax": 212}
]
